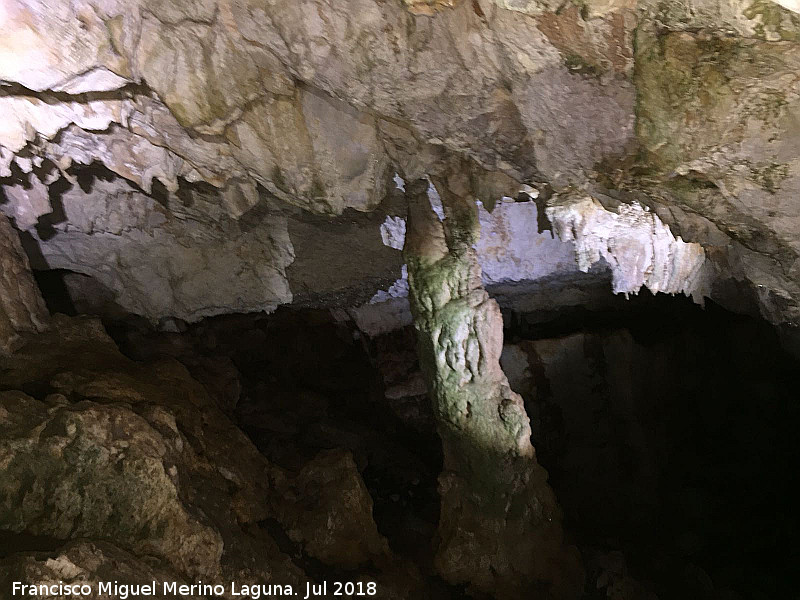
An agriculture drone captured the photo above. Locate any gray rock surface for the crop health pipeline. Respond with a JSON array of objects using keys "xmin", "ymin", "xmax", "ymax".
[
  {"xmin": 2, "ymin": 0, "xmax": 799, "ymax": 329},
  {"xmin": 23, "ymin": 177, "xmax": 294, "ymax": 322},
  {"xmin": 0, "ymin": 213, "xmax": 48, "ymax": 354}
]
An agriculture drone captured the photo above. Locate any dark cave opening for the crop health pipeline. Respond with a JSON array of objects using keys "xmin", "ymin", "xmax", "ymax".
[
  {"xmin": 90, "ymin": 291, "xmax": 800, "ymax": 600},
  {"xmin": 31, "ymin": 269, "xmax": 79, "ymax": 316},
  {"xmin": 499, "ymin": 292, "xmax": 800, "ymax": 600}
]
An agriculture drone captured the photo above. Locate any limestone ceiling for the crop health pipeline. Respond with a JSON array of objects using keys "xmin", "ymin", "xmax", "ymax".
[{"xmin": 0, "ymin": 0, "xmax": 798, "ymax": 330}]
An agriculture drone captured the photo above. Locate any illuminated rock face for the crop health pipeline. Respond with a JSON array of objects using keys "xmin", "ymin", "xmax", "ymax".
[
  {"xmin": 772, "ymin": 0, "xmax": 799, "ymax": 14},
  {"xmin": 1, "ymin": 0, "xmax": 799, "ymax": 327},
  {"xmin": 402, "ymin": 177, "xmax": 582, "ymax": 599},
  {"xmin": 24, "ymin": 177, "xmax": 294, "ymax": 322},
  {"xmin": 2, "ymin": 0, "xmax": 635, "ymax": 324},
  {"xmin": 547, "ymin": 197, "xmax": 709, "ymax": 300}
]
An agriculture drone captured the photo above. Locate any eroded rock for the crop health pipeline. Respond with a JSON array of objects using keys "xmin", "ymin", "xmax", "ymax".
[
  {"xmin": 0, "ymin": 390, "xmax": 223, "ymax": 578},
  {"xmin": 0, "ymin": 315, "xmax": 304, "ymax": 589},
  {"xmin": 276, "ymin": 449, "xmax": 390, "ymax": 569},
  {"xmin": 1, "ymin": 0, "xmax": 798, "ymax": 332},
  {"xmin": 547, "ymin": 196, "xmax": 709, "ymax": 301},
  {"xmin": 0, "ymin": 213, "xmax": 48, "ymax": 355},
  {"xmin": 0, "ymin": 313, "xmax": 431, "ymax": 599},
  {"xmin": 0, "ymin": 541, "xmax": 201, "ymax": 600},
  {"xmin": 26, "ymin": 177, "xmax": 294, "ymax": 323}
]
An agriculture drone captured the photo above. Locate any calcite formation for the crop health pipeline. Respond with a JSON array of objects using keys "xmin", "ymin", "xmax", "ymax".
[
  {"xmin": 632, "ymin": 16, "xmax": 800, "ymax": 324},
  {"xmin": 546, "ymin": 196, "xmax": 709, "ymax": 301},
  {"xmin": 0, "ymin": 0, "xmax": 798, "ymax": 329},
  {"xmin": 1, "ymin": 0, "xmax": 637, "ymax": 326},
  {"xmin": 402, "ymin": 176, "xmax": 582, "ymax": 599},
  {"xmin": 22, "ymin": 177, "xmax": 294, "ymax": 322},
  {"xmin": 2, "ymin": 1, "xmax": 800, "ymax": 598}
]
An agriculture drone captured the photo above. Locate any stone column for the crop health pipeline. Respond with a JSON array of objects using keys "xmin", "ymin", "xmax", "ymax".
[
  {"xmin": 1, "ymin": 214, "xmax": 48, "ymax": 355},
  {"xmin": 403, "ymin": 175, "xmax": 582, "ymax": 600}
]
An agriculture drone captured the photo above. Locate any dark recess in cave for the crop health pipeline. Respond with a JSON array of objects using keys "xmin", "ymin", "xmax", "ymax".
[
  {"xmin": 31, "ymin": 269, "xmax": 78, "ymax": 316},
  {"xmin": 35, "ymin": 287, "xmax": 800, "ymax": 600},
  {"xmin": 502, "ymin": 291, "xmax": 800, "ymax": 600}
]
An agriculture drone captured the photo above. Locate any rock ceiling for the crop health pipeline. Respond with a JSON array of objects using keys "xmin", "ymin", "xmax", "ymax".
[{"xmin": 1, "ymin": 0, "xmax": 799, "ymax": 335}]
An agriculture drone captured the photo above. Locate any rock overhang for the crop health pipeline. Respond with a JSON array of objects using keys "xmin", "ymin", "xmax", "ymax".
[{"xmin": 0, "ymin": 0, "xmax": 798, "ymax": 339}]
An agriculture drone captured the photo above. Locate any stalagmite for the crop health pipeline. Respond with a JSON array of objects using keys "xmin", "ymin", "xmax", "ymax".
[{"xmin": 402, "ymin": 175, "xmax": 583, "ymax": 600}]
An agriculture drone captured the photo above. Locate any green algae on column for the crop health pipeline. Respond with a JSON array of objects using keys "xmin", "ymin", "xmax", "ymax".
[{"xmin": 402, "ymin": 175, "xmax": 583, "ymax": 600}]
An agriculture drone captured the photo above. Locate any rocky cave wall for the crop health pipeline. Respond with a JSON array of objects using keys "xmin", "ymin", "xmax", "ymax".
[
  {"xmin": 1, "ymin": 293, "xmax": 796, "ymax": 599},
  {"xmin": 2, "ymin": 1, "xmax": 800, "ymax": 599}
]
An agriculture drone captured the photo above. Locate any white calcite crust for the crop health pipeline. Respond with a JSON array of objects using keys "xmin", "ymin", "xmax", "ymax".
[{"xmin": 547, "ymin": 197, "xmax": 710, "ymax": 301}]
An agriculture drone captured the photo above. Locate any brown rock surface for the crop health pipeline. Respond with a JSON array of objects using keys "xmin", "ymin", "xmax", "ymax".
[
  {"xmin": 0, "ymin": 541, "xmax": 202, "ymax": 600},
  {"xmin": 0, "ymin": 316, "xmax": 308, "ymax": 592},
  {"xmin": 0, "ymin": 313, "xmax": 429, "ymax": 599},
  {"xmin": 276, "ymin": 448, "xmax": 391, "ymax": 569}
]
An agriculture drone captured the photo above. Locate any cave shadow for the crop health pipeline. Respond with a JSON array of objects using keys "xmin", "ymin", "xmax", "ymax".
[
  {"xmin": 95, "ymin": 291, "xmax": 799, "ymax": 600},
  {"xmin": 32, "ymin": 270, "xmax": 79, "ymax": 316},
  {"xmin": 73, "ymin": 161, "xmax": 116, "ymax": 194},
  {"xmin": 0, "ymin": 159, "xmax": 72, "ymax": 241},
  {"xmin": 503, "ymin": 292, "xmax": 800, "ymax": 600},
  {"xmin": 35, "ymin": 176, "xmax": 70, "ymax": 241},
  {"xmin": 107, "ymin": 307, "xmax": 445, "ymax": 566}
]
